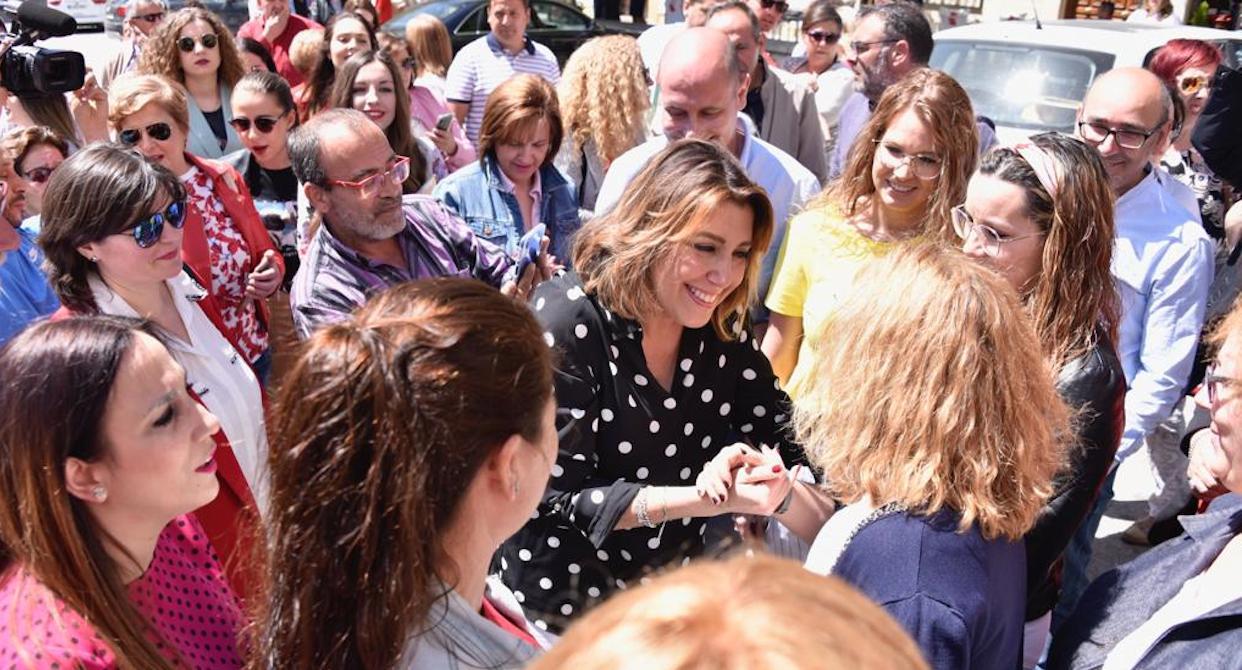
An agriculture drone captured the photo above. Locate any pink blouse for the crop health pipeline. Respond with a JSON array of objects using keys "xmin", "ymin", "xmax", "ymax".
[
  {"xmin": 409, "ymin": 84, "xmax": 477, "ymax": 173},
  {"xmin": 0, "ymin": 515, "xmax": 244, "ymax": 669}
]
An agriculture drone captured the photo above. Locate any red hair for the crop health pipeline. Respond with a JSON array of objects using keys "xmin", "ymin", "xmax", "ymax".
[{"xmin": 1148, "ymin": 39, "xmax": 1223, "ymax": 85}]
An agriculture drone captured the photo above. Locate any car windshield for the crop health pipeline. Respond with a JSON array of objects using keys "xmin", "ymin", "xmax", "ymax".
[{"xmin": 931, "ymin": 41, "xmax": 1115, "ymax": 134}]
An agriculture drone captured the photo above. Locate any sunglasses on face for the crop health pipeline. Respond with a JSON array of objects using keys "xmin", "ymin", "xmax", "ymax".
[
  {"xmin": 759, "ymin": 0, "xmax": 788, "ymax": 11},
  {"xmin": 806, "ymin": 29, "xmax": 840, "ymax": 44},
  {"xmin": 1178, "ymin": 74, "xmax": 1212, "ymax": 96},
  {"xmin": 22, "ymin": 165, "xmax": 56, "ymax": 184},
  {"xmin": 121, "ymin": 200, "xmax": 187, "ymax": 248},
  {"xmin": 176, "ymin": 33, "xmax": 218, "ymax": 53},
  {"xmin": 229, "ymin": 113, "xmax": 284, "ymax": 134},
  {"xmin": 118, "ymin": 122, "xmax": 173, "ymax": 146}
]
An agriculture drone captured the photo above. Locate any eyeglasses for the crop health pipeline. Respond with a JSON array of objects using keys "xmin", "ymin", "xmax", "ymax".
[
  {"xmin": 176, "ymin": 33, "xmax": 218, "ymax": 53},
  {"xmin": 758, "ymin": 0, "xmax": 788, "ymax": 12},
  {"xmin": 871, "ymin": 139, "xmax": 942, "ymax": 180},
  {"xmin": 1178, "ymin": 74, "xmax": 1212, "ymax": 96},
  {"xmin": 21, "ymin": 165, "xmax": 57, "ymax": 184},
  {"xmin": 1205, "ymin": 364, "xmax": 1242, "ymax": 405},
  {"xmin": 952, "ymin": 205, "xmax": 1044, "ymax": 256},
  {"xmin": 229, "ymin": 113, "xmax": 284, "ymax": 134},
  {"xmin": 1077, "ymin": 120, "xmax": 1163, "ymax": 150},
  {"xmin": 120, "ymin": 200, "xmax": 187, "ymax": 248},
  {"xmin": 852, "ymin": 38, "xmax": 899, "ymax": 56},
  {"xmin": 806, "ymin": 29, "xmax": 841, "ymax": 45},
  {"xmin": 118, "ymin": 122, "xmax": 173, "ymax": 146},
  {"xmin": 327, "ymin": 156, "xmax": 410, "ymax": 198},
  {"xmin": 133, "ymin": 11, "xmax": 164, "ymax": 23}
]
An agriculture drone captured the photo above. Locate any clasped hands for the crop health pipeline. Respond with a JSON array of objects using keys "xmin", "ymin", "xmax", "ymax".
[{"xmin": 694, "ymin": 443, "xmax": 796, "ymax": 516}]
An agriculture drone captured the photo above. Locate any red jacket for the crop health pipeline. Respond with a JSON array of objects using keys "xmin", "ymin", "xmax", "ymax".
[
  {"xmin": 51, "ymin": 276, "xmax": 260, "ymax": 601},
  {"xmin": 181, "ymin": 153, "xmax": 285, "ymax": 344}
]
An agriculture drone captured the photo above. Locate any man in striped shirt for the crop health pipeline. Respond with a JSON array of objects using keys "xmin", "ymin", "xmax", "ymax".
[{"xmin": 445, "ymin": 0, "xmax": 561, "ymax": 143}]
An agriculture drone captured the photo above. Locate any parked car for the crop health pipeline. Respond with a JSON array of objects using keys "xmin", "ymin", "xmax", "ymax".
[
  {"xmin": 382, "ymin": 0, "xmax": 645, "ymax": 64},
  {"xmin": 4, "ymin": 0, "xmax": 107, "ymax": 32},
  {"xmin": 104, "ymin": 0, "xmax": 249, "ymax": 36},
  {"xmin": 932, "ymin": 19, "xmax": 1242, "ymax": 143}
]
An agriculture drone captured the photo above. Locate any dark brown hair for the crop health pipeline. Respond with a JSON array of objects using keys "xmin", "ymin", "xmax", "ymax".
[
  {"xmin": 304, "ymin": 12, "xmax": 378, "ymax": 119},
  {"xmin": 0, "ymin": 125, "xmax": 69, "ymax": 177},
  {"xmin": 138, "ymin": 7, "xmax": 247, "ymax": 88},
  {"xmin": 38, "ymin": 143, "xmax": 186, "ymax": 314},
  {"xmin": 329, "ymin": 49, "xmax": 427, "ymax": 193},
  {"xmin": 0, "ymin": 316, "xmax": 177, "ymax": 669},
  {"xmin": 477, "ymin": 73, "xmax": 563, "ymax": 167},
  {"xmin": 251, "ymin": 279, "xmax": 553, "ymax": 669}
]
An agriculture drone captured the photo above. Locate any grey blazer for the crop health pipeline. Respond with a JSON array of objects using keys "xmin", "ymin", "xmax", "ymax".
[{"xmin": 185, "ymin": 84, "xmax": 244, "ymax": 159}]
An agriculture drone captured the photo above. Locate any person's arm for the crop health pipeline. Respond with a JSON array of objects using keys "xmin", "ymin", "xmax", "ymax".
[
  {"xmin": 761, "ymin": 214, "xmax": 808, "ymax": 384},
  {"xmin": 444, "ymin": 116, "xmax": 476, "ymax": 170},
  {"xmin": 795, "ymin": 86, "xmax": 828, "ymax": 184},
  {"xmin": 762, "ymin": 313, "xmax": 803, "ymax": 386}
]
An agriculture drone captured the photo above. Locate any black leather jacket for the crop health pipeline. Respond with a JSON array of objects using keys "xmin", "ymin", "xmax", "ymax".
[{"xmin": 1025, "ymin": 335, "xmax": 1126, "ymax": 620}]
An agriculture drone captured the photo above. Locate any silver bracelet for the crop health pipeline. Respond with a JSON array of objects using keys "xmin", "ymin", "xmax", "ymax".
[{"xmin": 636, "ymin": 488, "xmax": 656, "ymax": 528}]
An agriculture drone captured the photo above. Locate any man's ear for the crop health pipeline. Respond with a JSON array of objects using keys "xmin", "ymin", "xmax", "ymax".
[
  {"xmin": 889, "ymin": 39, "xmax": 911, "ymax": 69},
  {"xmin": 304, "ymin": 181, "xmax": 331, "ymax": 217}
]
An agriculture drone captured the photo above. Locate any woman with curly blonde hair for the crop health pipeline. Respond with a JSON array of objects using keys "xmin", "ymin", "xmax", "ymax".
[
  {"xmin": 138, "ymin": 7, "xmax": 246, "ymax": 158},
  {"xmin": 794, "ymin": 243, "xmax": 1070, "ymax": 670},
  {"xmin": 554, "ymin": 35, "xmax": 649, "ymax": 214},
  {"xmin": 762, "ymin": 68, "xmax": 977, "ymax": 400}
]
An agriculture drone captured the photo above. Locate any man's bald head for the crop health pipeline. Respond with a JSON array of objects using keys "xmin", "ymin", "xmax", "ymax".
[
  {"xmin": 1078, "ymin": 67, "xmax": 1172, "ymax": 195},
  {"xmin": 658, "ymin": 27, "xmax": 744, "ymax": 91},
  {"xmin": 1084, "ymin": 68, "xmax": 1171, "ymax": 128},
  {"xmin": 654, "ymin": 27, "xmax": 749, "ymax": 154}
]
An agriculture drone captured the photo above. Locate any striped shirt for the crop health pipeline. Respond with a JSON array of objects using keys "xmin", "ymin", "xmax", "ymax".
[
  {"xmin": 289, "ymin": 196, "xmax": 512, "ymax": 338},
  {"xmin": 445, "ymin": 33, "xmax": 561, "ymax": 142}
]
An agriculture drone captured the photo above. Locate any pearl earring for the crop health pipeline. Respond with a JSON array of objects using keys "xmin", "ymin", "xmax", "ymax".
[
  {"xmin": 92, "ymin": 486, "xmax": 106, "ymax": 501},
  {"xmin": 89, "ymin": 256, "xmax": 99, "ymax": 263}
]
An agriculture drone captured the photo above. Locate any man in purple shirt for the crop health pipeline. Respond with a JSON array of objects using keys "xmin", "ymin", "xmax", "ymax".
[{"xmin": 287, "ymin": 109, "xmax": 517, "ymax": 338}]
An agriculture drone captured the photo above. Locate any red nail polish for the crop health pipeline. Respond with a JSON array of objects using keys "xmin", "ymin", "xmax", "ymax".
[{"xmin": 772, "ymin": 464, "xmax": 782, "ymax": 473}]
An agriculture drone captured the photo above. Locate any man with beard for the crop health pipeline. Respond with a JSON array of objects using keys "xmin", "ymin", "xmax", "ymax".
[
  {"xmin": 0, "ymin": 148, "xmax": 55, "ymax": 344},
  {"xmin": 287, "ymin": 109, "xmax": 521, "ymax": 338}
]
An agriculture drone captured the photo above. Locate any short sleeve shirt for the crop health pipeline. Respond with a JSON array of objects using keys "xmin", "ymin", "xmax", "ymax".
[
  {"xmin": 496, "ymin": 272, "xmax": 803, "ymax": 633},
  {"xmin": 444, "ymin": 34, "xmax": 561, "ymax": 143}
]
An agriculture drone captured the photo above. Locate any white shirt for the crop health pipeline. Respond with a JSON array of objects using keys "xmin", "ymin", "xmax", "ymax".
[
  {"xmin": 444, "ymin": 35, "xmax": 561, "ymax": 143},
  {"xmin": 594, "ymin": 114, "xmax": 821, "ymax": 321},
  {"xmin": 804, "ymin": 497, "xmax": 879, "ymax": 576},
  {"xmin": 1112, "ymin": 167, "xmax": 1214, "ymax": 463},
  {"xmin": 89, "ymin": 272, "xmax": 270, "ymax": 513},
  {"xmin": 1103, "ymin": 567, "xmax": 1242, "ymax": 669}
]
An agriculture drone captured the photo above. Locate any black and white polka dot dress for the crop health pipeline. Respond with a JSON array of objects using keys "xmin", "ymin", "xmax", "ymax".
[{"xmin": 497, "ymin": 272, "xmax": 803, "ymax": 633}]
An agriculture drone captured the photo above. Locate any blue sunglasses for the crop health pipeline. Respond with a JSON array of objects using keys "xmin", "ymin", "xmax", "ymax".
[{"xmin": 123, "ymin": 200, "xmax": 187, "ymax": 248}]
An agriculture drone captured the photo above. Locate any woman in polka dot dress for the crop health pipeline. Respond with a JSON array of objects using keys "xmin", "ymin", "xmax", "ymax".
[
  {"xmin": 498, "ymin": 139, "xmax": 828, "ymax": 633},
  {"xmin": 0, "ymin": 317, "xmax": 244, "ymax": 669}
]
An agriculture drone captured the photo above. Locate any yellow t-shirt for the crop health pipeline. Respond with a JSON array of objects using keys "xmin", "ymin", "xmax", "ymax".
[{"xmin": 765, "ymin": 205, "xmax": 908, "ymax": 400}]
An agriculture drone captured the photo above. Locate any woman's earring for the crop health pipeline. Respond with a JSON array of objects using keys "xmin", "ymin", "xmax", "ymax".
[
  {"xmin": 92, "ymin": 485, "xmax": 107, "ymax": 502},
  {"xmin": 89, "ymin": 256, "xmax": 99, "ymax": 263}
]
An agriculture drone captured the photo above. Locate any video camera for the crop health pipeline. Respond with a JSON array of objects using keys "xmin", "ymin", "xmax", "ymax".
[{"xmin": 0, "ymin": 0, "xmax": 85, "ymax": 95}]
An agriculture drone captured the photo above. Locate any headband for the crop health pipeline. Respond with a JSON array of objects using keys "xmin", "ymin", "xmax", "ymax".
[{"xmin": 1010, "ymin": 142, "xmax": 1061, "ymax": 200}]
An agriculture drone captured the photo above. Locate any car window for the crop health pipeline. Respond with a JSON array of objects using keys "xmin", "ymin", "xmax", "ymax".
[
  {"xmin": 456, "ymin": 6, "xmax": 488, "ymax": 33},
  {"xmin": 931, "ymin": 42, "xmax": 1115, "ymax": 134},
  {"xmin": 414, "ymin": 2, "xmax": 463, "ymax": 21},
  {"xmin": 532, "ymin": 1, "xmax": 589, "ymax": 30}
]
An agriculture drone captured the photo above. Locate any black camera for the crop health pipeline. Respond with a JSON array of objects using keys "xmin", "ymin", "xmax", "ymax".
[{"xmin": 0, "ymin": 0, "xmax": 85, "ymax": 95}]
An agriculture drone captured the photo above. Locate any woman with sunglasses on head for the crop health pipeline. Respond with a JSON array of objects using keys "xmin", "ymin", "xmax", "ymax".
[
  {"xmin": 109, "ymin": 74, "xmax": 285, "ymax": 384},
  {"xmin": 377, "ymin": 32, "xmax": 476, "ymax": 174},
  {"xmin": 0, "ymin": 125, "xmax": 67, "ymax": 220},
  {"xmin": 238, "ymin": 37, "xmax": 278, "ymax": 74},
  {"xmin": 37, "ymin": 144, "xmax": 265, "ymax": 599},
  {"xmin": 301, "ymin": 12, "xmax": 377, "ymax": 121},
  {"xmin": 0, "ymin": 316, "xmax": 244, "ymax": 669},
  {"xmin": 780, "ymin": 0, "xmax": 854, "ymax": 166},
  {"xmin": 762, "ymin": 68, "xmax": 978, "ymax": 401},
  {"xmin": 956, "ymin": 134, "xmax": 1125, "ymax": 666},
  {"xmin": 138, "ymin": 8, "xmax": 246, "ymax": 158}
]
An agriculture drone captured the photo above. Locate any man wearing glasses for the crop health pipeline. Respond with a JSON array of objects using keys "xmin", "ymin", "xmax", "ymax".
[
  {"xmin": 1056, "ymin": 68, "xmax": 1215, "ymax": 623},
  {"xmin": 100, "ymin": 0, "xmax": 166, "ymax": 90},
  {"xmin": 286, "ymin": 110, "xmax": 529, "ymax": 338}
]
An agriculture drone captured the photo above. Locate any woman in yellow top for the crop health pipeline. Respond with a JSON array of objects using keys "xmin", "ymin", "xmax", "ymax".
[{"xmin": 762, "ymin": 69, "xmax": 979, "ymax": 399}]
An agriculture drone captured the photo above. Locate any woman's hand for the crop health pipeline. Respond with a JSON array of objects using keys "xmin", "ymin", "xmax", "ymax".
[
  {"xmin": 71, "ymin": 69, "xmax": 109, "ymax": 144},
  {"xmin": 427, "ymin": 127, "xmax": 458, "ymax": 157},
  {"xmin": 1188, "ymin": 428, "xmax": 1230, "ymax": 501},
  {"xmin": 245, "ymin": 249, "xmax": 283, "ymax": 299},
  {"xmin": 695, "ymin": 442, "xmax": 765, "ymax": 505},
  {"xmin": 727, "ymin": 445, "xmax": 793, "ymax": 516}
]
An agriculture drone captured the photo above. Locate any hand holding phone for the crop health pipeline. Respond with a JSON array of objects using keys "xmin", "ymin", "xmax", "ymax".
[
  {"xmin": 435, "ymin": 112, "xmax": 454, "ymax": 132},
  {"xmin": 514, "ymin": 223, "xmax": 545, "ymax": 279}
]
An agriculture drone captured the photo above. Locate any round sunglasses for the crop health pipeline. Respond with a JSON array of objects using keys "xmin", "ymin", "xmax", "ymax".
[
  {"xmin": 177, "ymin": 33, "xmax": 218, "ymax": 52},
  {"xmin": 228, "ymin": 114, "xmax": 284, "ymax": 134},
  {"xmin": 806, "ymin": 29, "xmax": 841, "ymax": 44},
  {"xmin": 118, "ymin": 122, "xmax": 173, "ymax": 146},
  {"xmin": 120, "ymin": 200, "xmax": 187, "ymax": 248}
]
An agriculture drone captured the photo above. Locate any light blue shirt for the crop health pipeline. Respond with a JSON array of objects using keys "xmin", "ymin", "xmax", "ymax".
[
  {"xmin": 594, "ymin": 114, "xmax": 821, "ymax": 322},
  {"xmin": 0, "ymin": 226, "xmax": 58, "ymax": 345},
  {"xmin": 1112, "ymin": 167, "xmax": 1214, "ymax": 463}
]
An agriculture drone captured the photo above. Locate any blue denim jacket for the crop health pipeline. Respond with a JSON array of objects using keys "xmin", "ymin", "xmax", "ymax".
[{"xmin": 433, "ymin": 156, "xmax": 581, "ymax": 264}]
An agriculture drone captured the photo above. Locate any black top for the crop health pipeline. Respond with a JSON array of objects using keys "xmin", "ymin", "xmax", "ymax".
[
  {"xmin": 203, "ymin": 107, "xmax": 227, "ymax": 150},
  {"xmin": 244, "ymin": 160, "xmax": 298, "ymax": 204},
  {"xmin": 497, "ymin": 272, "xmax": 802, "ymax": 633}
]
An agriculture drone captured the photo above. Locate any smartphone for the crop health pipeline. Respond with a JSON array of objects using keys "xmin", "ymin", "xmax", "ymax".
[
  {"xmin": 514, "ymin": 223, "xmax": 545, "ymax": 279},
  {"xmin": 435, "ymin": 112, "xmax": 454, "ymax": 131}
]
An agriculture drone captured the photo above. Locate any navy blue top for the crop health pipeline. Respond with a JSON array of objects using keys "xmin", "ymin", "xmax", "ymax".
[{"xmin": 833, "ymin": 508, "xmax": 1026, "ymax": 670}]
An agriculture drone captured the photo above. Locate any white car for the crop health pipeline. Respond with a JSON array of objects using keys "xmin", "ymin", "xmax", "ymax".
[
  {"xmin": 931, "ymin": 19, "xmax": 1242, "ymax": 143},
  {"xmin": 3, "ymin": 0, "xmax": 108, "ymax": 33}
]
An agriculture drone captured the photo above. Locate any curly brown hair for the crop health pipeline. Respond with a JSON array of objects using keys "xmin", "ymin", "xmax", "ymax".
[
  {"xmin": 137, "ymin": 7, "xmax": 246, "ymax": 89},
  {"xmin": 558, "ymin": 35, "xmax": 649, "ymax": 167}
]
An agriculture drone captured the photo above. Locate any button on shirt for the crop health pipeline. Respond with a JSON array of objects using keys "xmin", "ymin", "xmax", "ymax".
[
  {"xmin": 445, "ymin": 34, "xmax": 561, "ymax": 143},
  {"xmin": 497, "ymin": 272, "xmax": 803, "ymax": 633},
  {"xmin": 0, "ymin": 227, "xmax": 58, "ymax": 345},
  {"xmin": 1112, "ymin": 167, "xmax": 1214, "ymax": 463},
  {"xmin": 289, "ymin": 197, "xmax": 512, "ymax": 338}
]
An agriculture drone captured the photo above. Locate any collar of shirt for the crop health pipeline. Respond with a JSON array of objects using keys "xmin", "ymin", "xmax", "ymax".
[
  {"xmin": 87, "ymin": 270, "xmax": 207, "ymax": 347},
  {"xmin": 493, "ymin": 159, "xmax": 543, "ymax": 203},
  {"xmin": 591, "ymin": 291, "xmax": 643, "ymax": 342},
  {"xmin": 318, "ymin": 211, "xmax": 416, "ymax": 273},
  {"xmin": 486, "ymin": 32, "xmax": 535, "ymax": 56},
  {"xmin": 734, "ymin": 113, "xmax": 757, "ymax": 165}
]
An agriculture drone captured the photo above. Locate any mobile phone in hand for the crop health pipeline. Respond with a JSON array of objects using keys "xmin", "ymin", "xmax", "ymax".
[
  {"xmin": 514, "ymin": 223, "xmax": 545, "ymax": 279},
  {"xmin": 435, "ymin": 112, "xmax": 453, "ymax": 131}
]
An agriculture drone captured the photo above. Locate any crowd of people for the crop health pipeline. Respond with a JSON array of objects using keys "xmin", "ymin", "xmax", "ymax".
[{"xmin": 0, "ymin": 0, "xmax": 1241, "ymax": 667}]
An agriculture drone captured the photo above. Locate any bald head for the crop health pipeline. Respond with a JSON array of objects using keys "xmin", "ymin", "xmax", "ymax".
[
  {"xmin": 1084, "ymin": 68, "xmax": 1171, "ymax": 127},
  {"xmin": 1079, "ymin": 67, "xmax": 1172, "ymax": 195},
  {"xmin": 659, "ymin": 27, "xmax": 743, "ymax": 90},
  {"xmin": 654, "ymin": 27, "xmax": 748, "ymax": 153}
]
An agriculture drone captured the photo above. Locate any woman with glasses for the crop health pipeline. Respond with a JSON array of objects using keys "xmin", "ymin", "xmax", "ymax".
[
  {"xmin": 1, "ymin": 125, "xmax": 67, "ymax": 220},
  {"xmin": 109, "ymin": 74, "xmax": 285, "ymax": 384},
  {"xmin": 780, "ymin": 0, "xmax": 854, "ymax": 165},
  {"xmin": 138, "ymin": 8, "xmax": 246, "ymax": 158},
  {"xmin": 1048, "ymin": 299, "xmax": 1242, "ymax": 670},
  {"xmin": 37, "ymin": 144, "xmax": 265, "ymax": 598},
  {"xmin": 956, "ymin": 134, "xmax": 1125, "ymax": 666},
  {"xmin": 762, "ymin": 68, "xmax": 978, "ymax": 400},
  {"xmin": 377, "ymin": 32, "xmax": 476, "ymax": 175}
]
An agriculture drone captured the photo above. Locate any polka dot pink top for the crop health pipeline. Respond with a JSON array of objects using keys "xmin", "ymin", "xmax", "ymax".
[{"xmin": 0, "ymin": 514, "xmax": 244, "ymax": 669}]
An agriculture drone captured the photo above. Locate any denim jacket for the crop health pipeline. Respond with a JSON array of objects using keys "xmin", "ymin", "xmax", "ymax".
[{"xmin": 433, "ymin": 155, "xmax": 581, "ymax": 263}]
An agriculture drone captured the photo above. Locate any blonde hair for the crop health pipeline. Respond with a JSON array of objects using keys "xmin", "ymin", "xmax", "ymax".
[
  {"xmin": 572, "ymin": 138, "xmax": 773, "ymax": 341},
  {"xmin": 289, "ymin": 29, "xmax": 325, "ymax": 77},
  {"xmin": 137, "ymin": 8, "xmax": 246, "ymax": 89},
  {"xmin": 529, "ymin": 553, "xmax": 928, "ymax": 670},
  {"xmin": 404, "ymin": 14, "xmax": 453, "ymax": 78},
  {"xmin": 107, "ymin": 73, "xmax": 190, "ymax": 132},
  {"xmin": 824, "ymin": 68, "xmax": 978, "ymax": 245},
  {"xmin": 791, "ymin": 244, "xmax": 1070, "ymax": 541},
  {"xmin": 558, "ymin": 35, "xmax": 649, "ymax": 167}
]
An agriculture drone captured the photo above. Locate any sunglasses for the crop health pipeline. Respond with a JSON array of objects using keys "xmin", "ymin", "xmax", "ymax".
[
  {"xmin": 118, "ymin": 122, "xmax": 173, "ymax": 146},
  {"xmin": 1178, "ymin": 74, "xmax": 1212, "ymax": 96},
  {"xmin": 22, "ymin": 165, "xmax": 56, "ymax": 184},
  {"xmin": 229, "ymin": 114, "xmax": 284, "ymax": 134},
  {"xmin": 759, "ymin": 0, "xmax": 788, "ymax": 11},
  {"xmin": 121, "ymin": 200, "xmax": 187, "ymax": 248},
  {"xmin": 176, "ymin": 33, "xmax": 218, "ymax": 53},
  {"xmin": 806, "ymin": 29, "xmax": 840, "ymax": 44}
]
